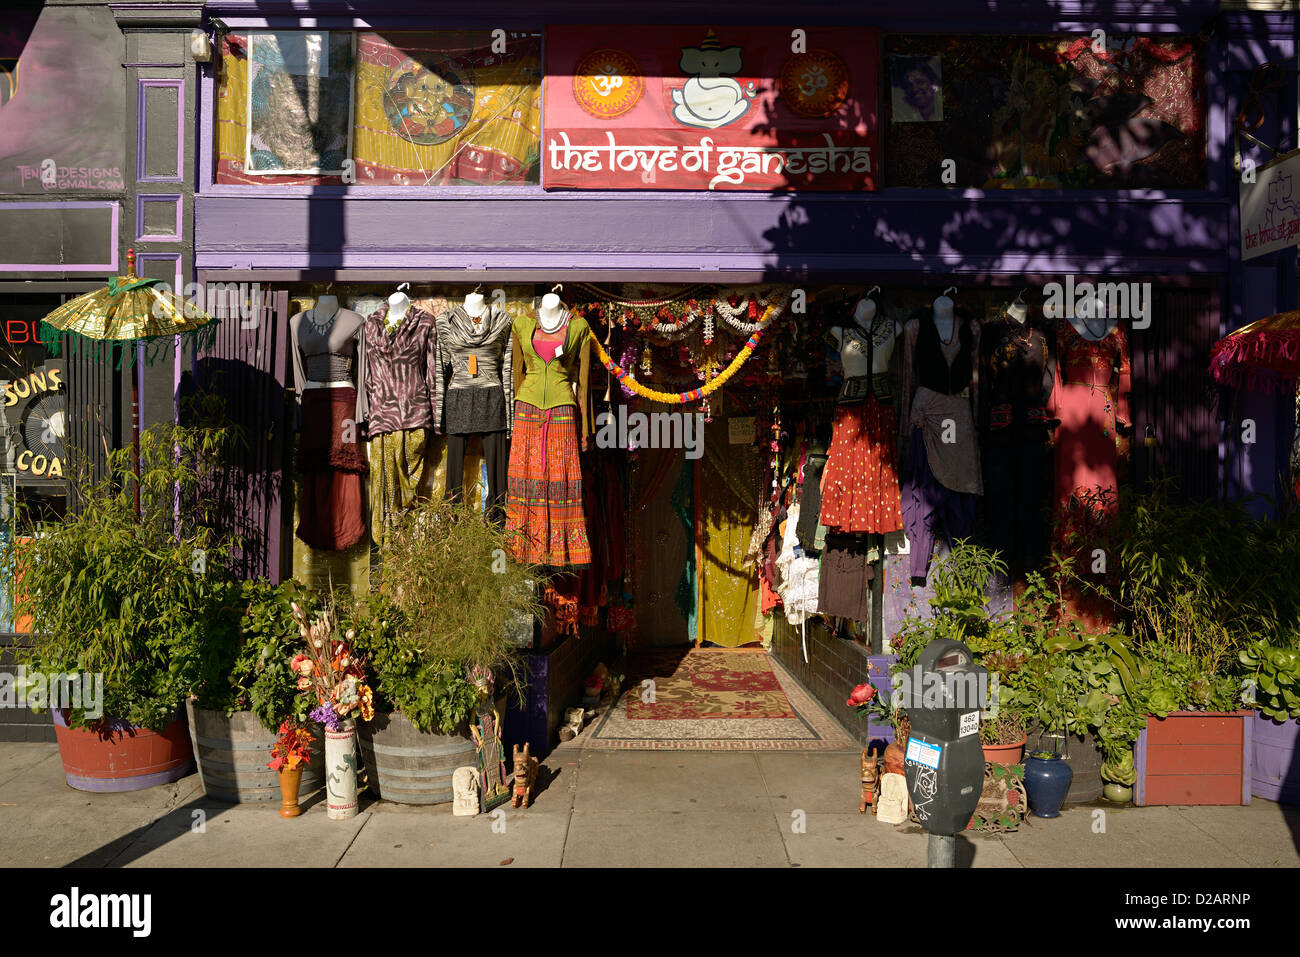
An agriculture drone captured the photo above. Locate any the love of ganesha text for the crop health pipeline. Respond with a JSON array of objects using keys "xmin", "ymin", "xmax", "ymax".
[{"xmin": 547, "ymin": 131, "xmax": 871, "ymax": 187}]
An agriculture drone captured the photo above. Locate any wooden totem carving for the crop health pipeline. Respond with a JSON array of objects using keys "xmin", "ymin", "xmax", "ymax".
[{"xmin": 511, "ymin": 743, "xmax": 538, "ymax": 809}]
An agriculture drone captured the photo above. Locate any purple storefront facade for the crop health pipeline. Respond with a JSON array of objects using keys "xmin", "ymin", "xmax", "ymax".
[
  {"xmin": 183, "ymin": 1, "xmax": 1297, "ymax": 751},
  {"xmin": 191, "ymin": 0, "xmax": 1297, "ymax": 535}
]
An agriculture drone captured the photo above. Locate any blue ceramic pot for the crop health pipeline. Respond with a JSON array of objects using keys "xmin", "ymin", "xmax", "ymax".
[{"xmin": 1024, "ymin": 750, "xmax": 1073, "ymax": 818}]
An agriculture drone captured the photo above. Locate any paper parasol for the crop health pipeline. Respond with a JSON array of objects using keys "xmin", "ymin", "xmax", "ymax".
[
  {"xmin": 1209, "ymin": 309, "xmax": 1300, "ymax": 395},
  {"xmin": 39, "ymin": 248, "xmax": 218, "ymax": 366}
]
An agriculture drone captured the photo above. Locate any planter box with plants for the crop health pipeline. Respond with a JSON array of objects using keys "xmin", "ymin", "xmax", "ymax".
[
  {"xmin": 345, "ymin": 499, "xmax": 542, "ymax": 808},
  {"xmin": 1133, "ymin": 710, "xmax": 1253, "ymax": 807},
  {"xmin": 186, "ymin": 581, "xmax": 328, "ymax": 803},
  {"xmin": 5, "ymin": 420, "xmax": 246, "ymax": 792},
  {"xmin": 1082, "ymin": 484, "xmax": 1300, "ymax": 806},
  {"xmin": 1239, "ymin": 639, "xmax": 1300, "ymax": 803}
]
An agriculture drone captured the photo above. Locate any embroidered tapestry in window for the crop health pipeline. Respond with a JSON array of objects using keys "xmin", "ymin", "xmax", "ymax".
[
  {"xmin": 216, "ymin": 31, "xmax": 542, "ymax": 185},
  {"xmin": 884, "ymin": 35, "xmax": 1206, "ymax": 188}
]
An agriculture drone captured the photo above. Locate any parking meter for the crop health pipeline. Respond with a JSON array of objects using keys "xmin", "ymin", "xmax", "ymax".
[{"xmin": 902, "ymin": 639, "xmax": 986, "ymax": 838}]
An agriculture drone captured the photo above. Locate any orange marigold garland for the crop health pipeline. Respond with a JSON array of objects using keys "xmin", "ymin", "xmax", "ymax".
[{"xmin": 589, "ymin": 299, "xmax": 785, "ymax": 405}]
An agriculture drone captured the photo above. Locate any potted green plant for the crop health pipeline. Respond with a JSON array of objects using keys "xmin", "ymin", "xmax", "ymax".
[
  {"xmin": 351, "ymin": 498, "xmax": 542, "ymax": 806},
  {"xmin": 981, "ymin": 709, "xmax": 1028, "ymax": 764},
  {"xmin": 1239, "ymin": 634, "xmax": 1300, "ymax": 802},
  {"xmin": 185, "ymin": 579, "xmax": 324, "ymax": 803},
  {"xmin": 7, "ymin": 420, "xmax": 241, "ymax": 792},
  {"xmin": 1093, "ymin": 486, "xmax": 1274, "ymax": 806}
]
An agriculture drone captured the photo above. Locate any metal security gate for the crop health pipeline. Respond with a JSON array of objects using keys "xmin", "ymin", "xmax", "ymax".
[{"xmin": 194, "ymin": 284, "xmax": 290, "ymax": 582}]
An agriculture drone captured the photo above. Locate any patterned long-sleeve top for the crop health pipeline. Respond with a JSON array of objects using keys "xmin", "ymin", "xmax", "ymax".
[
  {"xmin": 362, "ymin": 306, "xmax": 439, "ymax": 437},
  {"xmin": 434, "ymin": 304, "xmax": 514, "ymax": 436}
]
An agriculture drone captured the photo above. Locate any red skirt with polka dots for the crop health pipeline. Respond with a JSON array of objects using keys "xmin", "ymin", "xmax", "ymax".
[{"xmin": 818, "ymin": 395, "xmax": 903, "ymax": 535}]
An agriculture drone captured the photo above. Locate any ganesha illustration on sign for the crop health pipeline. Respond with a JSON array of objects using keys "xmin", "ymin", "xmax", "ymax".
[{"xmin": 670, "ymin": 30, "xmax": 755, "ymax": 130}]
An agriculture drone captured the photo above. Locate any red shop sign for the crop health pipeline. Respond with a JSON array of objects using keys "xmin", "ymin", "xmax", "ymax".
[{"xmin": 543, "ymin": 25, "xmax": 880, "ymax": 191}]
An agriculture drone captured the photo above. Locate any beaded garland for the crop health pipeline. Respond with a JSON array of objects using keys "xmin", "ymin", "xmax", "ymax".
[{"xmin": 589, "ymin": 302, "xmax": 782, "ymax": 405}]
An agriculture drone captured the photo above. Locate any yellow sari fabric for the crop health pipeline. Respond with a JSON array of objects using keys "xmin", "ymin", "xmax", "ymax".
[{"xmin": 698, "ymin": 416, "xmax": 760, "ymax": 647}]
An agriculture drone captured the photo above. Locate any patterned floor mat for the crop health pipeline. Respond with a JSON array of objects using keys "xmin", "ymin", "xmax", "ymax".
[{"xmin": 574, "ymin": 649, "xmax": 856, "ymax": 752}]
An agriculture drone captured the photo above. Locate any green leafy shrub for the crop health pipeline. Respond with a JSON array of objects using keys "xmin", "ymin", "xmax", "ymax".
[
  {"xmin": 8, "ymin": 419, "xmax": 243, "ymax": 731},
  {"xmin": 194, "ymin": 579, "xmax": 315, "ymax": 731},
  {"xmin": 1239, "ymin": 636, "xmax": 1300, "ymax": 722},
  {"xmin": 378, "ymin": 497, "xmax": 543, "ymax": 679},
  {"xmin": 341, "ymin": 592, "xmax": 480, "ymax": 734}
]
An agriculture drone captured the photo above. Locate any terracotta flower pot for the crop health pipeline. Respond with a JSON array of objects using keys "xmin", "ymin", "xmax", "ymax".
[
  {"xmin": 279, "ymin": 767, "xmax": 304, "ymax": 818},
  {"xmin": 982, "ymin": 735, "xmax": 1027, "ymax": 765}
]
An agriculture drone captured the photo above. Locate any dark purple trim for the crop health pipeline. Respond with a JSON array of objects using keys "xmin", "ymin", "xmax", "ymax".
[
  {"xmin": 1134, "ymin": 724, "xmax": 1148, "ymax": 806},
  {"xmin": 1243, "ymin": 713, "xmax": 1253, "ymax": 806},
  {"xmin": 64, "ymin": 763, "xmax": 195, "ymax": 792},
  {"xmin": 137, "ymin": 78, "xmax": 185, "ymax": 183},
  {"xmin": 0, "ymin": 202, "xmax": 120, "ymax": 272},
  {"xmin": 194, "ymin": 192, "xmax": 1233, "ymax": 275},
  {"xmin": 135, "ymin": 192, "xmax": 184, "ymax": 242},
  {"xmin": 204, "ymin": 1, "xmax": 1221, "ymax": 31}
]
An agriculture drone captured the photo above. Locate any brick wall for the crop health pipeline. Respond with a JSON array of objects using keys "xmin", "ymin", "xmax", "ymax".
[
  {"xmin": 0, "ymin": 635, "xmax": 55, "ymax": 742},
  {"xmin": 770, "ymin": 616, "xmax": 895, "ymax": 750}
]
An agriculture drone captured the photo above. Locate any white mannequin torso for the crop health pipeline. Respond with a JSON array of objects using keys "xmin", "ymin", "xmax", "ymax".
[
  {"xmin": 831, "ymin": 298, "xmax": 896, "ymax": 377},
  {"xmin": 1006, "ymin": 300, "xmax": 1028, "ymax": 325},
  {"xmin": 1069, "ymin": 294, "xmax": 1117, "ymax": 341},
  {"xmin": 313, "ymin": 295, "xmax": 340, "ymax": 323},
  {"xmin": 384, "ymin": 292, "xmax": 410, "ymax": 329},
  {"xmin": 463, "ymin": 293, "xmax": 488, "ymax": 319},
  {"xmin": 932, "ymin": 294, "xmax": 955, "ymax": 343},
  {"xmin": 537, "ymin": 292, "xmax": 567, "ymax": 335}
]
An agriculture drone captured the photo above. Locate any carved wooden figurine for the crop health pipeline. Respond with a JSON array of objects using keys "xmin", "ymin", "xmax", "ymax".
[
  {"xmin": 511, "ymin": 743, "xmax": 538, "ymax": 809},
  {"xmin": 859, "ymin": 747, "xmax": 880, "ymax": 814}
]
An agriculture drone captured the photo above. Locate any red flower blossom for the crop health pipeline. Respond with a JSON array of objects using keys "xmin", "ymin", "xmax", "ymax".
[{"xmin": 846, "ymin": 683, "xmax": 877, "ymax": 708}]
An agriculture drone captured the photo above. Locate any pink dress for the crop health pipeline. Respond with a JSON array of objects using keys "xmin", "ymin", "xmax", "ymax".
[{"xmin": 1050, "ymin": 319, "xmax": 1131, "ymax": 547}]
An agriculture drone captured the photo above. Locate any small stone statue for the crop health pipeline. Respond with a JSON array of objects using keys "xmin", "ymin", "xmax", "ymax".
[
  {"xmin": 859, "ymin": 747, "xmax": 880, "ymax": 814},
  {"xmin": 876, "ymin": 773, "xmax": 909, "ymax": 824},
  {"xmin": 452, "ymin": 766, "xmax": 480, "ymax": 817},
  {"xmin": 511, "ymin": 743, "xmax": 538, "ymax": 809},
  {"xmin": 557, "ymin": 707, "xmax": 585, "ymax": 742}
]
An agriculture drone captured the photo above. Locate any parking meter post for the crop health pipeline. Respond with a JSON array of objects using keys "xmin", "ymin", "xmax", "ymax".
[
  {"xmin": 903, "ymin": 639, "xmax": 987, "ymax": 839},
  {"xmin": 928, "ymin": 833, "xmax": 955, "ymax": 868}
]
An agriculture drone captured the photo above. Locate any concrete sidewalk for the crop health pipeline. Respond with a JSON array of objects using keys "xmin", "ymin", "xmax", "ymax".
[{"xmin": 2, "ymin": 742, "xmax": 1298, "ymax": 867}]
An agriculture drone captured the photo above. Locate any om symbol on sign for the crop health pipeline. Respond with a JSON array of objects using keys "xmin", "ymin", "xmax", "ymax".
[
  {"xmin": 573, "ymin": 48, "xmax": 644, "ymax": 119},
  {"xmin": 779, "ymin": 50, "xmax": 851, "ymax": 118}
]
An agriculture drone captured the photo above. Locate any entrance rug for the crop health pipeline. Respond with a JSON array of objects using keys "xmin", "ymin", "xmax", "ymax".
[
  {"xmin": 579, "ymin": 650, "xmax": 855, "ymax": 752},
  {"xmin": 625, "ymin": 649, "xmax": 795, "ymax": 720}
]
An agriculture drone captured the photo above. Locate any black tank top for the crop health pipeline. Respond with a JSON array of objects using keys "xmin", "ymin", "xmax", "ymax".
[{"xmin": 914, "ymin": 309, "xmax": 972, "ymax": 395}]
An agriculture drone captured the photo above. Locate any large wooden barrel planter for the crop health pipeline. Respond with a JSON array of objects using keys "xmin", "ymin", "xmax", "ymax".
[
  {"xmin": 357, "ymin": 710, "xmax": 476, "ymax": 806},
  {"xmin": 52, "ymin": 709, "xmax": 194, "ymax": 792},
  {"xmin": 186, "ymin": 701, "xmax": 324, "ymax": 803}
]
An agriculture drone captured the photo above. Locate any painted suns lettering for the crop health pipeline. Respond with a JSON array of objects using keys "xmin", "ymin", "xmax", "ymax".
[{"xmin": 4, "ymin": 367, "xmax": 61, "ymax": 407}]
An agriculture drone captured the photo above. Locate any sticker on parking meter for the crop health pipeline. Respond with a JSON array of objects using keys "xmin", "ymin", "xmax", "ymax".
[
  {"xmin": 959, "ymin": 711, "xmax": 979, "ymax": 737},
  {"xmin": 905, "ymin": 738, "xmax": 942, "ymax": 770}
]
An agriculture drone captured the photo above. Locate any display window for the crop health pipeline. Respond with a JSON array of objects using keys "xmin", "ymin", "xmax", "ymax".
[
  {"xmin": 214, "ymin": 31, "xmax": 543, "ymax": 186},
  {"xmin": 883, "ymin": 34, "xmax": 1207, "ymax": 188},
  {"xmin": 0, "ymin": 294, "xmax": 69, "ymax": 635},
  {"xmin": 227, "ymin": 279, "xmax": 1219, "ymax": 652}
]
